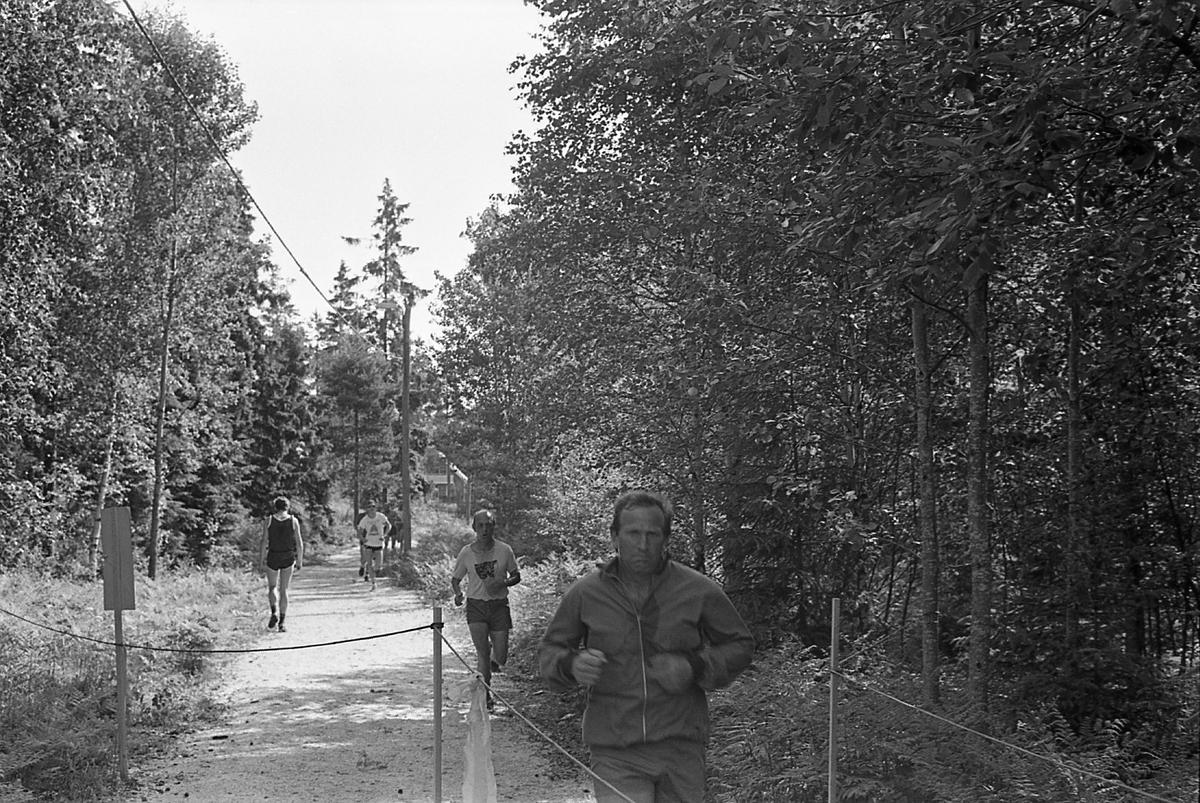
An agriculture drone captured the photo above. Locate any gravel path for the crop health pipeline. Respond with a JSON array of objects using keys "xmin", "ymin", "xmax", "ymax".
[{"xmin": 133, "ymin": 545, "xmax": 594, "ymax": 803}]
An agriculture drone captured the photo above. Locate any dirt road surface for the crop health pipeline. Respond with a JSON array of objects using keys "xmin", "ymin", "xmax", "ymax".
[{"xmin": 133, "ymin": 545, "xmax": 594, "ymax": 803}]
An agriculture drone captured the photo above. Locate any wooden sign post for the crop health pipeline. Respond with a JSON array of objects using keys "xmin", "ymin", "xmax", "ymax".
[{"xmin": 101, "ymin": 507, "xmax": 135, "ymax": 782}]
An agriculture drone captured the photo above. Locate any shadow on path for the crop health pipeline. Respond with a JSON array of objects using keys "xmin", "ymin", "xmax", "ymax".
[
  {"xmin": 135, "ymin": 544, "xmax": 593, "ymax": 803},
  {"xmin": 135, "ymin": 546, "xmax": 460, "ymax": 802}
]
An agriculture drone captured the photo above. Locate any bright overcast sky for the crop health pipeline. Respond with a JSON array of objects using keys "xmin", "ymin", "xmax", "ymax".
[{"xmin": 141, "ymin": 0, "xmax": 545, "ymax": 342}]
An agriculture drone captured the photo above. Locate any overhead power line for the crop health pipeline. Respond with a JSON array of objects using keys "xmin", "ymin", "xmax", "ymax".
[{"xmin": 119, "ymin": 0, "xmax": 372, "ymax": 345}]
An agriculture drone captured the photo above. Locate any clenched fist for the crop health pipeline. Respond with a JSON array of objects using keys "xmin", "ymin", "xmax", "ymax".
[{"xmin": 571, "ymin": 648, "xmax": 607, "ymax": 688}]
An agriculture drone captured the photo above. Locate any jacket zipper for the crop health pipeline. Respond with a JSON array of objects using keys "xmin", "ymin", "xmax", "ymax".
[
  {"xmin": 635, "ymin": 613, "xmax": 648, "ymax": 742},
  {"xmin": 616, "ymin": 576, "xmax": 651, "ymax": 743}
]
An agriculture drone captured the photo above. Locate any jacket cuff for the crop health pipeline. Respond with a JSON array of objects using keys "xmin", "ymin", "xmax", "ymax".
[{"xmin": 558, "ymin": 651, "xmax": 577, "ymax": 683}]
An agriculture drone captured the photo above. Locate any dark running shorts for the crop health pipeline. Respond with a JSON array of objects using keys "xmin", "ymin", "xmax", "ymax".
[
  {"xmin": 465, "ymin": 598, "xmax": 512, "ymax": 631},
  {"xmin": 266, "ymin": 550, "xmax": 296, "ymax": 571}
]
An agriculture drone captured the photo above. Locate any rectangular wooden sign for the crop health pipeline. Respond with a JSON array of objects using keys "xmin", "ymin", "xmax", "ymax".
[{"xmin": 101, "ymin": 507, "xmax": 136, "ymax": 611}]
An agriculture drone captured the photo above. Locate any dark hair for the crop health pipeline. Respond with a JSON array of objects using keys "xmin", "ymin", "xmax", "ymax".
[
  {"xmin": 273, "ymin": 496, "xmax": 289, "ymax": 512},
  {"xmin": 610, "ymin": 491, "xmax": 672, "ymax": 540}
]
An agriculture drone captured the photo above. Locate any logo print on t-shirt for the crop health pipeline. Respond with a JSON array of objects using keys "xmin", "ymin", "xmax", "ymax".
[{"xmin": 474, "ymin": 560, "xmax": 497, "ymax": 580}]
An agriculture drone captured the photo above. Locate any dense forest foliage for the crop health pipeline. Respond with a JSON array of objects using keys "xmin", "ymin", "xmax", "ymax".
[
  {"xmin": 0, "ymin": 0, "xmax": 431, "ymax": 578},
  {"xmin": 2, "ymin": 0, "xmax": 1197, "ymax": 798},
  {"xmin": 433, "ymin": 0, "xmax": 1199, "ymax": 743}
]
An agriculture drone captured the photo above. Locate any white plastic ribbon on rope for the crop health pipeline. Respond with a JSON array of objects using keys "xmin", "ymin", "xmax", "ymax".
[{"xmin": 462, "ymin": 676, "xmax": 497, "ymax": 803}]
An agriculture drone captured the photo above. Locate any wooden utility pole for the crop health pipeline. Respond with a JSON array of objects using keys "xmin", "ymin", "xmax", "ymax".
[
  {"xmin": 354, "ymin": 409, "xmax": 361, "ymax": 527},
  {"xmin": 400, "ymin": 292, "xmax": 413, "ymax": 553}
]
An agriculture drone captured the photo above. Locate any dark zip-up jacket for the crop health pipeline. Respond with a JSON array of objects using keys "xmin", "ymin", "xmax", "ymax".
[{"xmin": 539, "ymin": 556, "xmax": 754, "ymax": 748}]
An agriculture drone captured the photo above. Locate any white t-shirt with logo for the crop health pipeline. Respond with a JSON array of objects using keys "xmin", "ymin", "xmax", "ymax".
[
  {"xmin": 358, "ymin": 512, "xmax": 390, "ymax": 548},
  {"xmin": 453, "ymin": 540, "xmax": 519, "ymax": 600}
]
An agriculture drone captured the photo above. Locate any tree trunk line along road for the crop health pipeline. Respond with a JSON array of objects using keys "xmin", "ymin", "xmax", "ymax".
[{"xmin": 136, "ymin": 545, "xmax": 593, "ymax": 803}]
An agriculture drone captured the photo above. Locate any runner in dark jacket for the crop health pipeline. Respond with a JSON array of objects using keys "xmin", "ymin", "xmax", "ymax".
[{"xmin": 539, "ymin": 491, "xmax": 753, "ymax": 803}]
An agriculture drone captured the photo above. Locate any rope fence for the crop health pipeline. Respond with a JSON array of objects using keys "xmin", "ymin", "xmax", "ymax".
[
  {"xmin": 436, "ymin": 630, "xmax": 638, "ymax": 803},
  {"xmin": 0, "ymin": 604, "xmax": 431, "ymax": 653},
  {"xmin": 1, "ymin": 604, "xmax": 1184, "ymax": 803},
  {"xmin": 830, "ymin": 669, "xmax": 1184, "ymax": 803},
  {"xmin": 1, "ymin": 603, "xmax": 631, "ymax": 802}
]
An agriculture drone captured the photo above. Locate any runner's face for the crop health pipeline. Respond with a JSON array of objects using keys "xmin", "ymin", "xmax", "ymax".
[{"xmin": 613, "ymin": 505, "xmax": 667, "ymax": 577}]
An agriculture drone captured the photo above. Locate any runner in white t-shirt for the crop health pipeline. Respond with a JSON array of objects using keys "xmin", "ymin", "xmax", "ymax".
[
  {"xmin": 452, "ymin": 508, "xmax": 521, "ymax": 709},
  {"xmin": 356, "ymin": 500, "xmax": 391, "ymax": 590}
]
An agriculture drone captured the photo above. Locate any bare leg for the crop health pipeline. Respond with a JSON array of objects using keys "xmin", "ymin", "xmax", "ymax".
[
  {"xmin": 468, "ymin": 621, "xmax": 492, "ymax": 688},
  {"xmin": 266, "ymin": 568, "xmax": 280, "ymax": 612},
  {"xmin": 277, "ymin": 565, "xmax": 294, "ymax": 617},
  {"xmin": 365, "ymin": 549, "xmax": 377, "ymax": 587},
  {"xmin": 490, "ymin": 628, "xmax": 510, "ymax": 668}
]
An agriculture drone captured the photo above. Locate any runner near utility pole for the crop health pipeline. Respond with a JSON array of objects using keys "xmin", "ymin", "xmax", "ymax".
[{"xmin": 356, "ymin": 499, "xmax": 391, "ymax": 590}]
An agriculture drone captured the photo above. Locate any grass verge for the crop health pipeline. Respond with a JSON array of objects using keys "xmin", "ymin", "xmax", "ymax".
[
  {"xmin": 4, "ymin": 505, "xmax": 1195, "ymax": 803},
  {"xmin": 0, "ymin": 567, "xmax": 259, "ymax": 800}
]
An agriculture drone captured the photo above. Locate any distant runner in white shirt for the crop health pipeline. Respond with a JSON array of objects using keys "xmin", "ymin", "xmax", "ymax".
[{"xmin": 356, "ymin": 500, "xmax": 391, "ymax": 590}]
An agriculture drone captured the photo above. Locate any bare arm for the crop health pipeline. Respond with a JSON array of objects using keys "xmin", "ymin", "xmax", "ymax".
[
  {"xmin": 488, "ymin": 547, "xmax": 522, "ymax": 593},
  {"xmin": 259, "ymin": 520, "xmax": 269, "ymax": 567},
  {"xmin": 293, "ymin": 518, "xmax": 304, "ymax": 571}
]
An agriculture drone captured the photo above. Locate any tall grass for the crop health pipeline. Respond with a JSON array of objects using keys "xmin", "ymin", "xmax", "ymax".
[{"xmin": 0, "ymin": 566, "xmax": 261, "ymax": 800}]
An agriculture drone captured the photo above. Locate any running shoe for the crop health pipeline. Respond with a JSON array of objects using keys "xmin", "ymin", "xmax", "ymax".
[
  {"xmin": 277, "ymin": 622, "xmax": 286, "ymax": 633},
  {"xmin": 267, "ymin": 613, "xmax": 278, "ymax": 629}
]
